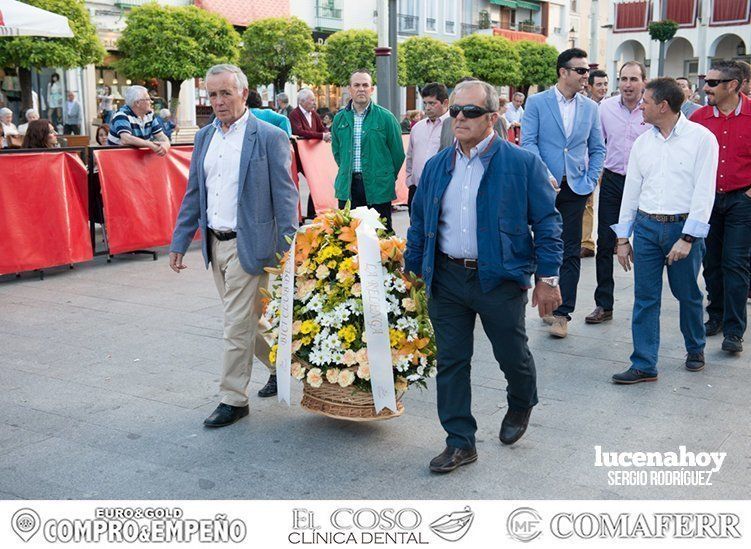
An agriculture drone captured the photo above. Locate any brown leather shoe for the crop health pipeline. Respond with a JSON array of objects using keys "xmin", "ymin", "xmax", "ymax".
[
  {"xmin": 585, "ymin": 306, "xmax": 613, "ymax": 324},
  {"xmin": 549, "ymin": 316, "xmax": 568, "ymax": 338},
  {"xmin": 579, "ymin": 247, "xmax": 594, "ymax": 258},
  {"xmin": 429, "ymin": 446, "xmax": 478, "ymax": 474},
  {"xmin": 500, "ymin": 407, "xmax": 532, "ymax": 445}
]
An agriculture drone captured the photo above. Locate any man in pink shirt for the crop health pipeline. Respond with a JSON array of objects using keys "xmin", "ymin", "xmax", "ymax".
[
  {"xmin": 585, "ymin": 61, "xmax": 652, "ymax": 324},
  {"xmin": 406, "ymin": 83, "xmax": 450, "ymax": 213}
]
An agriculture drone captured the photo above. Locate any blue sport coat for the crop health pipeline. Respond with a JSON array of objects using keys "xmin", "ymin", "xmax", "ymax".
[
  {"xmin": 405, "ymin": 136, "xmax": 563, "ymax": 294},
  {"xmin": 170, "ymin": 112, "xmax": 299, "ymax": 275},
  {"xmin": 521, "ymin": 88, "xmax": 606, "ymax": 195}
]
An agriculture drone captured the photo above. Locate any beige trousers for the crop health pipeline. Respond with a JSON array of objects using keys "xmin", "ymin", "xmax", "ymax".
[
  {"xmin": 210, "ymin": 236, "xmax": 274, "ymax": 407},
  {"xmin": 581, "ymin": 194, "xmax": 595, "ymax": 251}
]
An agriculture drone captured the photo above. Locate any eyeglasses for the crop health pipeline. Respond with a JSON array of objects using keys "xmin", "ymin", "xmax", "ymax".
[
  {"xmin": 704, "ymin": 79, "xmax": 734, "ymax": 88},
  {"xmin": 449, "ymin": 104, "xmax": 492, "ymax": 119},
  {"xmin": 565, "ymin": 66, "xmax": 590, "ymax": 75}
]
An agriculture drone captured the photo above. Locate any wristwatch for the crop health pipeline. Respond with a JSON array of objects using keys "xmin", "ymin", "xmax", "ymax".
[
  {"xmin": 538, "ymin": 276, "xmax": 560, "ymax": 288},
  {"xmin": 680, "ymin": 234, "xmax": 696, "ymax": 243}
]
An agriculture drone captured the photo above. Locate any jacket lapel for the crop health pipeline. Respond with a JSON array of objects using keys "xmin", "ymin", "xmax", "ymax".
[
  {"xmin": 197, "ymin": 124, "xmax": 216, "ymax": 197},
  {"xmin": 238, "ymin": 114, "xmax": 259, "ymax": 197},
  {"xmin": 568, "ymin": 93, "xmax": 585, "ymax": 145},
  {"xmin": 544, "ymin": 89, "xmax": 566, "ymax": 138}
]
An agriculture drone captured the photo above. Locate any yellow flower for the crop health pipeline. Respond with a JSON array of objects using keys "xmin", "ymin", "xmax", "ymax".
[
  {"xmin": 338, "ymin": 325, "xmax": 358, "ymax": 344},
  {"xmin": 338, "ymin": 369, "xmax": 356, "ymax": 388},
  {"xmin": 394, "ymin": 376, "xmax": 408, "ymax": 392},
  {"xmin": 301, "ymin": 336, "xmax": 312, "ymax": 345},
  {"xmin": 326, "ymin": 368, "xmax": 340, "ymax": 384},
  {"xmin": 327, "ymin": 259, "xmax": 337, "ymax": 269},
  {"xmin": 291, "ymin": 361, "xmax": 305, "ymax": 380},
  {"xmin": 356, "ymin": 363, "xmax": 371, "ymax": 381},
  {"xmin": 306, "ymin": 368, "xmax": 324, "ymax": 388},
  {"xmin": 389, "ymin": 328, "xmax": 406, "ymax": 348},
  {"xmin": 268, "ymin": 344, "xmax": 278, "ymax": 365},
  {"xmin": 300, "ymin": 320, "xmax": 319, "ymax": 335}
]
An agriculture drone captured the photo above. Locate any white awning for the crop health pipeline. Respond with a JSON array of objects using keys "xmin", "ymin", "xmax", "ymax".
[{"xmin": 0, "ymin": 0, "xmax": 74, "ymax": 38}]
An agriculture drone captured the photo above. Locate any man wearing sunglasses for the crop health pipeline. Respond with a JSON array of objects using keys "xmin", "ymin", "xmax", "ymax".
[
  {"xmin": 689, "ymin": 60, "xmax": 751, "ymax": 354},
  {"xmin": 405, "ymin": 80, "xmax": 563, "ymax": 474},
  {"xmin": 521, "ymin": 48, "xmax": 606, "ymax": 338}
]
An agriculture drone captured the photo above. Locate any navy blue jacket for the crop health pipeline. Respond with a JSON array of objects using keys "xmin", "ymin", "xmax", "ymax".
[{"xmin": 405, "ymin": 136, "xmax": 562, "ymax": 294}]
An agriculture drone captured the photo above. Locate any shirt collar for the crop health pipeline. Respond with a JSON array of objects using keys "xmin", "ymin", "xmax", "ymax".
[
  {"xmin": 299, "ymin": 105, "xmax": 312, "ymax": 116},
  {"xmin": 651, "ymin": 113, "xmax": 686, "ymax": 139},
  {"xmin": 712, "ymin": 97, "xmax": 744, "ymax": 118},
  {"xmin": 427, "ymin": 111, "xmax": 450, "ymax": 125},
  {"xmin": 212, "ymin": 108, "xmax": 249, "ymax": 132},
  {"xmin": 348, "ymin": 100, "xmax": 371, "ymax": 116},
  {"xmin": 554, "ymin": 85, "xmax": 576, "ymax": 105},
  {"xmin": 454, "ymin": 130, "xmax": 495, "ymax": 161}
]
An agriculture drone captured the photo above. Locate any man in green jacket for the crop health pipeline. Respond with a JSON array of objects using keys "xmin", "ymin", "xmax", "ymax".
[{"xmin": 332, "ymin": 69, "xmax": 405, "ymax": 232}]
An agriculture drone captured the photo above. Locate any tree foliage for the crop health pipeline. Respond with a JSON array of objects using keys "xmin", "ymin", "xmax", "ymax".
[
  {"xmin": 297, "ymin": 42, "xmax": 330, "ymax": 86},
  {"xmin": 240, "ymin": 17, "xmax": 315, "ymax": 92},
  {"xmin": 323, "ymin": 29, "xmax": 378, "ymax": 86},
  {"xmin": 455, "ymin": 34, "xmax": 521, "ymax": 86},
  {"xmin": 0, "ymin": 0, "xmax": 104, "ymax": 70},
  {"xmin": 648, "ymin": 20, "xmax": 679, "ymax": 43},
  {"xmin": 117, "ymin": 4, "xmax": 240, "ymax": 106},
  {"xmin": 516, "ymin": 41, "xmax": 558, "ymax": 89},
  {"xmin": 398, "ymin": 36, "xmax": 469, "ymax": 87}
]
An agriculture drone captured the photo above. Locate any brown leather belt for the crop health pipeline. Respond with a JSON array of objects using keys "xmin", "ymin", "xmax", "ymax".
[
  {"xmin": 638, "ymin": 210, "xmax": 688, "ymax": 223},
  {"xmin": 210, "ymin": 228, "xmax": 237, "ymax": 241},
  {"xmin": 440, "ymin": 252, "xmax": 478, "ymax": 270}
]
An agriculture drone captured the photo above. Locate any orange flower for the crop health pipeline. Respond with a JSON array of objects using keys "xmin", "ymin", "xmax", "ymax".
[
  {"xmin": 379, "ymin": 237, "xmax": 406, "ymax": 263},
  {"xmin": 295, "ymin": 228, "xmax": 321, "ymax": 263},
  {"xmin": 398, "ymin": 337, "xmax": 430, "ymax": 364},
  {"xmin": 338, "ymin": 219, "xmax": 360, "ymax": 253}
]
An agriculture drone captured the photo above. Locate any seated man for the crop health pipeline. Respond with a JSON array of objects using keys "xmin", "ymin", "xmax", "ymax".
[{"xmin": 107, "ymin": 85, "xmax": 171, "ymax": 156}]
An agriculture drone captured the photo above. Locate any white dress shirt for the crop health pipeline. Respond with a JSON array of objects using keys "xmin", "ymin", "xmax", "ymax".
[
  {"xmin": 554, "ymin": 85, "xmax": 577, "ymax": 139},
  {"xmin": 612, "ymin": 114, "xmax": 718, "ymax": 239},
  {"xmin": 204, "ymin": 109, "xmax": 250, "ymax": 232},
  {"xmin": 299, "ymin": 105, "xmax": 313, "ymax": 128},
  {"xmin": 504, "ymin": 103, "xmax": 524, "ymax": 125}
]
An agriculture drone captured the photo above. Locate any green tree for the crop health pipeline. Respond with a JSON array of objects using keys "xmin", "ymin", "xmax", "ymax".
[
  {"xmin": 323, "ymin": 29, "xmax": 378, "ymax": 86},
  {"xmin": 240, "ymin": 17, "xmax": 315, "ymax": 92},
  {"xmin": 398, "ymin": 36, "xmax": 469, "ymax": 87},
  {"xmin": 515, "ymin": 41, "xmax": 558, "ymax": 95},
  {"xmin": 455, "ymin": 34, "xmax": 521, "ymax": 87},
  {"xmin": 297, "ymin": 42, "xmax": 330, "ymax": 86},
  {"xmin": 117, "ymin": 4, "xmax": 240, "ymax": 113},
  {"xmin": 0, "ymin": 0, "xmax": 104, "ymax": 111}
]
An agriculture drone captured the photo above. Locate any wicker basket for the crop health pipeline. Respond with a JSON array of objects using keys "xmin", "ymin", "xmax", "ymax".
[{"xmin": 297, "ymin": 359, "xmax": 404, "ymax": 422}]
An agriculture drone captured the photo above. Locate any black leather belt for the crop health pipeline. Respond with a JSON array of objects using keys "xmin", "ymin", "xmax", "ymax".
[
  {"xmin": 720, "ymin": 185, "xmax": 751, "ymax": 195},
  {"xmin": 440, "ymin": 251, "xmax": 478, "ymax": 270},
  {"xmin": 210, "ymin": 228, "xmax": 237, "ymax": 241},
  {"xmin": 638, "ymin": 210, "xmax": 688, "ymax": 223}
]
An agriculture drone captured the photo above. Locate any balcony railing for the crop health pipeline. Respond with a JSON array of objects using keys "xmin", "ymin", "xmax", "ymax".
[
  {"xmin": 316, "ymin": 0, "xmax": 343, "ymax": 31},
  {"xmin": 398, "ymin": 14, "xmax": 419, "ymax": 35},
  {"xmin": 461, "ymin": 23, "xmax": 480, "ymax": 36},
  {"xmin": 495, "ymin": 21, "xmax": 545, "ymax": 35},
  {"xmin": 710, "ymin": 0, "xmax": 750, "ymax": 24},
  {"xmin": 613, "ymin": 1, "xmax": 650, "ymax": 32},
  {"xmin": 316, "ymin": 5, "xmax": 342, "ymax": 19}
]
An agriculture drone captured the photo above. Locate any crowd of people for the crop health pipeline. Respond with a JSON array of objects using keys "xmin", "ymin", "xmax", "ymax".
[{"xmin": 160, "ymin": 51, "xmax": 749, "ymax": 476}]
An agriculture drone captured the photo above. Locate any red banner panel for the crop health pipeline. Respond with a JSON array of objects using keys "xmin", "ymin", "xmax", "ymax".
[
  {"xmin": 615, "ymin": 1, "xmax": 650, "ymax": 31},
  {"xmin": 0, "ymin": 152, "xmax": 92, "ymax": 275},
  {"xmin": 294, "ymin": 138, "xmax": 409, "ymax": 215},
  {"xmin": 712, "ymin": 0, "xmax": 750, "ymax": 23},
  {"xmin": 95, "ymin": 147, "xmax": 192, "ymax": 255}
]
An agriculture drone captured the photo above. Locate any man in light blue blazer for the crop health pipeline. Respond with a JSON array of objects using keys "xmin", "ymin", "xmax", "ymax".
[
  {"xmin": 169, "ymin": 64, "xmax": 299, "ymax": 428},
  {"xmin": 522, "ymin": 48, "xmax": 606, "ymax": 338}
]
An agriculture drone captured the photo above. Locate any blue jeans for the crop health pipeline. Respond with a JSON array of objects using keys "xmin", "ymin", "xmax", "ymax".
[{"xmin": 630, "ymin": 212, "xmax": 706, "ymax": 375}]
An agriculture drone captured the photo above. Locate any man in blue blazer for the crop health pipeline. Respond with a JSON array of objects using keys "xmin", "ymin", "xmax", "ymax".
[
  {"xmin": 522, "ymin": 48, "xmax": 606, "ymax": 338},
  {"xmin": 169, "ymin": 65, "xmax": 299, "ymax": 428},
  {"xmin": 406, "ymin": 80, "xmax": 563, "ymax": 474}
]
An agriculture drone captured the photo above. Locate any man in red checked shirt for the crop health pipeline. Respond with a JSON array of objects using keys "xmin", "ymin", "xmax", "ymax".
[{"xmin": 690, "ymin": 60, "xmax": 751, "ymax": 354}]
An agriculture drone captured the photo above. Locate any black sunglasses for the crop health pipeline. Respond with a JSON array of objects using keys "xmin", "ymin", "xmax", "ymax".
[
  {"xmin": 449, "ymin": 104, "xmax": 492, "ymax": 118},
  {"xmin": 565, "ymin": 66, "xmax": 590, "ymax": 75},
  {"xmin": 704, "ymin": 78, "xmax": 734, "ymax": 88}
]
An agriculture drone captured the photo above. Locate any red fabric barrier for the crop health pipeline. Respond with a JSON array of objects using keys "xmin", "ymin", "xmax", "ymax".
[
  {"xmin": 294, "ymin": 138, "xmax": 410, "ymax": 214},
  {"xmin": 0, "ymin": 152, "xmax": 92, "ymax": 275},
  {"xmin": 95, "ymin": 147, "xmax": 192, "ymax": 255}
]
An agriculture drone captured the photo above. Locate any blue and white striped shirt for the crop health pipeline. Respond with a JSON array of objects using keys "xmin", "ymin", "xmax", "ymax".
[{"xmin": 107, "ymin": 105, "xmax": 164, "ymax": 146}]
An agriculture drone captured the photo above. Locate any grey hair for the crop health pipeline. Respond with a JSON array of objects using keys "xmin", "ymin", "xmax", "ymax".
[
  {"xmin": 25, "ymin": 108, "xmax": 39, "ymax": 119},
  {"xmin": 159, "ymin": 108, "xmax": 171, "ymax": 118},
  {"xmin": 512, "ymin": 92, "xmax": 525, "ymax": 99},
  {"xmin": 0, "ymin": 107, "xmax": 12, "ymax": 117},
  {"xmin": 297, "ymin": 88, "xmax": 315, "ymax": 102},
  {"xmin": 124, "ymin": 85, "xmax": 148, "ymax": 107},
  {"xmin": 454, "ymin": 80, "xmax": 499, "ymax": 113},
  {"xmin": 276, "ymin": 92, "xmax": 288, "ymax": 103},
  {"xmin": 204, "ymin": 64, "xmax": 249, "ymax": 91}
]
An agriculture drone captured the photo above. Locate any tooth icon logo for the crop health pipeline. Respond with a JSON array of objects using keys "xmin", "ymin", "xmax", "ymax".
[
  {"xmin": 12, "ymin": 508, "xmax": 41, "ymax": 542},
  {"xmin": 429, "ymin": 506, "xmax": 474, "ymax": 542}
]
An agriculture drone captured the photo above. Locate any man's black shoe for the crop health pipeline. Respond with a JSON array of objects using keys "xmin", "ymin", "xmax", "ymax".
[
  {"xmin": 499, "ymin": 407, "xmax": 532, "ymax": 445},
  {"xmin": 705, "ymin": 318, "xmax": 723, "ymax": 337},
  {"xmin": 722, "ymin": 335, "xmax": 743, "ymax": 353},
  {"xmin": 685, "ymin": 353, "xmax": 705, "ymax": 372},
  {"xmin": 429, "ymin": 446, "xmax": 477, "ymax": 474},
  {"xmin": 257, "ymin": 375, "xmax": 277, "ymax": 397},
  {"xmin": 203, "ymin": 403, "xmax": 249, "ymax": 428},
  {"xmin": 612, "ymin": 369, "xmax": 658, "ymax": 384}
]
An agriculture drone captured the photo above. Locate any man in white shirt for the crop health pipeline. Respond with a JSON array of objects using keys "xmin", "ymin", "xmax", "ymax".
[
  {"xmin": 405, "ymin": 82, "xmax": 449, "ymax": 213},
  {"xmin": 18, "ymin": 108, "xmax": 39, "ymax": 135},
  {"xmin": 611, "ymin": 78, "xmax": 718, "ymax": 384},
  {"xmin": 504, "ymin": 92, "xmax": 525, "ymax": 145}
]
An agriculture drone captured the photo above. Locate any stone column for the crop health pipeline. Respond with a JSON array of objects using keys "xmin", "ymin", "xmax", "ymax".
[{"xmin": 174, "ymin": 78, "xmax": 198, "ymax": 144}]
